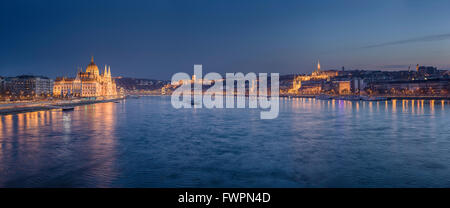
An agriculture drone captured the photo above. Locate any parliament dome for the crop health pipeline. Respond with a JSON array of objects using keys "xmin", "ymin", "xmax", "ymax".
[{"xmin": 86, "ymin": 56, "xmax": 99, "ymax": 76}]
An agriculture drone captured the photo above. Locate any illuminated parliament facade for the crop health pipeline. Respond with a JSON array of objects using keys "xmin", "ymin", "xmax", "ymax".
[{"xmin": 53, "ymin": 57, "xmax": 117, "ymax": 97}]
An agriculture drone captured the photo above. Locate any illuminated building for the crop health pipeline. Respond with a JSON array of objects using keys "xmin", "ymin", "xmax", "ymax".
[
  {"xmin": 333, "ymin": 81, "xmax": 351, "ymax": 94},
  {"xmin": 312, "ymin": 59, "xmax": 321, "ymax": 76},
  {"xmin": 53, "ymin": 56, "xmax": 117, "ymax": 97},
  {"xmin": 288, "ymin": 60, "xmax": 338, "ymax": 94}
]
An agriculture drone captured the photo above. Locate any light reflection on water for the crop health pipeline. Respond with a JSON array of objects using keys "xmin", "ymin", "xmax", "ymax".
[{"xmin": 0, "ymin": 97, "xmax": 449, "ymax": 187}]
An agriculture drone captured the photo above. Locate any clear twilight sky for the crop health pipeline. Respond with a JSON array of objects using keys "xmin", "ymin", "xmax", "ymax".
[{"xmin": 2, "ymin": 0, "xmax": 450, "ymax": 80}]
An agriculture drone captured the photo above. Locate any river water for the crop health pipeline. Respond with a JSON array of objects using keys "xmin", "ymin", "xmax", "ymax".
[{"xmin": 0, "ymin": 96, "xmax": 449, "ymax": 187}]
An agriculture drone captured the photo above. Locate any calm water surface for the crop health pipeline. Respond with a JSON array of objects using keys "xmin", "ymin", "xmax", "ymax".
[{"xmin": 0, "ymin": 96, "xmax": 449, "ymax": 187}]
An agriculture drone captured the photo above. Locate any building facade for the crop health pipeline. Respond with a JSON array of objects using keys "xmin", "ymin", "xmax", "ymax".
[
  {"xmin": 0, "ymin": 77, "xmax": 4, "ymax": 94},
  {"xmin": 368, "ymin": 79, "xmax": 449, "ymax": 95},
  {"xmin": 53, "ymin": 57, "xmax": 117, "ymax": 97},
  {"xmin": 2, "ymin": 75, "xmax": 53, "ymax": 98}
]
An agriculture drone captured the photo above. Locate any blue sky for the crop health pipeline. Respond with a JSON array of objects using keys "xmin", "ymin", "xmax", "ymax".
[{"xmin": 2, "ymin": 0, "xmax": 450, "ymax": 79}]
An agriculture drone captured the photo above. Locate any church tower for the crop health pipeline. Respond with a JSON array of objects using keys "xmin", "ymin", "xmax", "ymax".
[
  {"xmin": 317, "ymin": 60, "xmax": 321, "ymax": 72},
  {"xmin": 312, "ymin": 59, "xmax": 321, "ymax": 75}
]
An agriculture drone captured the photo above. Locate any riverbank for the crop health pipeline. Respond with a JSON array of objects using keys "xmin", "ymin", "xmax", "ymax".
[
  {"xmin": 280, "ymin": 94, "xmax": 450, "ymax": 101},
  {"xmin": 0, "ymin": 96, "xmax": 125, "ymax": 115}
]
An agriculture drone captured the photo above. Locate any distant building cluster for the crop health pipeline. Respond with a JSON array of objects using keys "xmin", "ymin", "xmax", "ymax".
[
  {"xmin": 288, "ymin": 60, "xmax": 351, "ymax": 95},
  {"xmin": 287, "ymin": 61, "xmax": 450, "ymax": 96},
  {"xmin": 114, "ymin": 77, "xmax": 169, "ymax": 95}
]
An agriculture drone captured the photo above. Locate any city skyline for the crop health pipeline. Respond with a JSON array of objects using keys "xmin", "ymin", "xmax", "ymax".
[
  {"xmin": 3, "ymin": 0, "xmax": 450, "ymax": 80},
  {"xmin": 1, "ymin": 0, "xmax": 450, "ymax": 192}
]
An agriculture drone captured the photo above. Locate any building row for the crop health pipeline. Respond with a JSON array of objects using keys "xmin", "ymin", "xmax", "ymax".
[
  {"xmin": 0, "ymin": 57, "xmax": 119, "ymax": 101},
  {"xmin": 0, "ymin": 75, "xmax": 54, "ymax": 99},
  {"xmin": 288, "ymin": 61, "xmax": 450, "ymax": 96}
]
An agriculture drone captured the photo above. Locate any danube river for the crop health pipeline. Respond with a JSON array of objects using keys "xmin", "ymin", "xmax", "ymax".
[{"xmin": 0, "ymin": 96, "xmax": 449, "ymax": 187}]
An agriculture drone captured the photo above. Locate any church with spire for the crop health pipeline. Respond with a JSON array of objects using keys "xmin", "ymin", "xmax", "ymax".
[
  {"xmin": 288, "ymin": 60, "xmax": 340, "ymax": 94},
  {"xmin": 312, "ymin": 60, "xmax": 321, "ymax": 76},
  {"xmin": 53, "ymin": 56, "xmax": 117, "ymax": 97}
]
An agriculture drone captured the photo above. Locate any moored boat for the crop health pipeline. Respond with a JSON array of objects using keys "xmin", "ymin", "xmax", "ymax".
[{"xmin": 61, "ymin": 107, "xmax": 75, "ymax": 111}]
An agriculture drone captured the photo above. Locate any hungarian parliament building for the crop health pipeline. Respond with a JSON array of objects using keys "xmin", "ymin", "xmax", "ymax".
[{"xmin": 53, "ymin": 57, "xmax": 117, "ymax": 97}]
